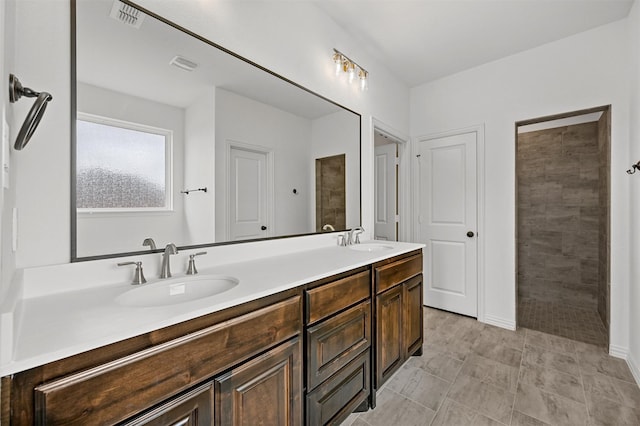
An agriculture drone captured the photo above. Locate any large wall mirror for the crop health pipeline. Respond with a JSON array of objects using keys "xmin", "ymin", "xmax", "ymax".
[{"xmin": 72, "ymin": 0, "xmax": 361, "ymax": 260}]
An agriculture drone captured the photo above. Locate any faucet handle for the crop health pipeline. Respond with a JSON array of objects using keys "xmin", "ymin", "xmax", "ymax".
[
  {"xmin": 186, "ymin": 252, "xmax": 207, "ymax": 275},
  {"xmin": 117, "ymin": 261, "xmax": 147, "ymax": 285}
]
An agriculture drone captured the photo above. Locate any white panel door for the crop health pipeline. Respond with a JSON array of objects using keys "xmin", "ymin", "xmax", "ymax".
[
  {"xmin": 229, "ymin": 147, "xmax": 269, "ymax": 241},
  {"xmin": 374, "ymin": 143, "xmax": 397, "ymax": 241},
  {"xmin": 417, "ymin": 131, "xmax": 477, "ymax": 317}
]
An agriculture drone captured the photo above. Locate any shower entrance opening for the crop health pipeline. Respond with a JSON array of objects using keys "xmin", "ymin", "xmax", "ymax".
[{"xmin": 515, "ymin": 105, "xmax": 610, "ymax": 349}]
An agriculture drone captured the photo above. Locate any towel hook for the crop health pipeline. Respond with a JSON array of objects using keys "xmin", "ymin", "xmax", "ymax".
[
  {"xmin": 627, "ymin": 161, "xmax": 640, "ymax": 175},
  {"xmin": 9, "ymin": 74, "xmax": 53, "ymax": 151}
]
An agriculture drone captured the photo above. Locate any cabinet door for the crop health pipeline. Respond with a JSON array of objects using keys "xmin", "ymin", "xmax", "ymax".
[
  {"xmin": 376, "ymin": 285, "xmax": 403, "ymax": 387},
  {"xmin": 122, "ymin": 383, "xmax": 213, "ymax": 426},
  {"xmin": 215, "ymin": 337, "xmax": 302, "ymax": 426},
  {"xmin": 403, "ymin": 275, "xmax": 424, "ymax": 358}
]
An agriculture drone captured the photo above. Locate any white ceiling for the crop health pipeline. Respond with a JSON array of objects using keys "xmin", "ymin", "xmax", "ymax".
[{"xmin": 314, "ymin": 0, "xmax": 634, "ymax": 87}]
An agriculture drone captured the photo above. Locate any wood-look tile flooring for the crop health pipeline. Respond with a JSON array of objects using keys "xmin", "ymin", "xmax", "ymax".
[
  {"xmin": 343, "ymin": 307, "xmax": 640, "ymax": 426},
  {"xmin": 518, "ymin": 298, "xmax": 609, "ymax": 347}
]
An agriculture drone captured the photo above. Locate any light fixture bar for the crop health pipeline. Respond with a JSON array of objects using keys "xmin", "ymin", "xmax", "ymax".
[{"xmin": 333, "ymin": 48, "xmax": 368, "ymax": 90}]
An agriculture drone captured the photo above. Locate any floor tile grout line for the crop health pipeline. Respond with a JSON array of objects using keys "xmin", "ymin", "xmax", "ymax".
[{"xmin": 577, "ymin": 353, "xmax": 593, "ymax": 424}]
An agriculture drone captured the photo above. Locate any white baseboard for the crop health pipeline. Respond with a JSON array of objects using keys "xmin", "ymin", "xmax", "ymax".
[
  {"xmin": 609, "ymin": 344, "xmax": 628, "ymax": 359},
  {"xmin": 627, "ymin": 351, "xmax": 640, "ymax": 386},
  {"xmin": 608, "ymin": 344, "xmax": 640, "ymax": 386},
  {"xmin": 482, "ymin": 315, "xmax": 516, "ymax": 331}
]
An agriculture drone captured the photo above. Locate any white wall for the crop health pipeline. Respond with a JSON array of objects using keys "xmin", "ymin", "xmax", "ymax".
[
  {"xmin": 76, "ymin": 83, "xmax": 187, "ymax": 257},
  {"xmin": 215, "ymin": 88, "xmax": 312, "ymax": 239},
  {"xmin": 410, "ymin": 21, "xmax": 631, "ymax": 351},
  {"xmin": 3, "ymin": 0, "xmax": 409, "ymax": 278},
  {"xmin": 311, "ymin": 110, "xmax": 361, "ymax": 229},
  {"xmin": 0, "ymin": 0, "xmax": 16, "ymax": 300},
  {"xmin": 627, "ymin": 0, "xmax": 640, "ymax": 381},
  {"xmin": 184, "ymin": 88, "xmax": 216, "ymax": 245}
]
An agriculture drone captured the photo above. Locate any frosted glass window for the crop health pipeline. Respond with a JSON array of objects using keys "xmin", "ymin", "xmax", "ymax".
[{"xmin": 76, "ymin": 117, "xmax": 171, "ymax": 210}]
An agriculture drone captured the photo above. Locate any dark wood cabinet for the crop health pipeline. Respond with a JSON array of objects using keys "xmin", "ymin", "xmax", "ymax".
[
  {"xmin": 305, "ymin": 268, "xmax": 372, "ymax": 425},
  {"xmin": 122, "ymin": 383, "xmax": 214, "ymax": 426},
  {"xmin": 403, "ymin": 275, "xmax": 424, "ymax": 358},
  {"xmin": 30, "ymin": 294, "xmax": 302, "ymax": 425},
  {"xmin": 376, "ymin": 284, "xmax": 403, "ymax": 385},
  {"xmin": 374, "ymin": 252, "xmax": 424, "ymax": 388},
  {"xmin": 215, "ymin": 337, "xmax": 302, "ymax": 426},
  {"xmin": 306, "ymin": 349, "xmax": 370, "ymax": 426}
]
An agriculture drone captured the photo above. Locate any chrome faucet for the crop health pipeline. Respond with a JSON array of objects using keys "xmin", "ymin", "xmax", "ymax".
[
  {"xmin": 322, "ymin": 224, "xmax": 335, "ymax": 232},
  {"xmin": 142, "ymin": 237, "xmax": 157, "ymax": 251},
  {"xmin": 349, "ymin": 227, "xmax": 365, "ymax": 245},
  {"xmin": 160, "ymin": 243, "xmax": 178, "ymax": 278}
]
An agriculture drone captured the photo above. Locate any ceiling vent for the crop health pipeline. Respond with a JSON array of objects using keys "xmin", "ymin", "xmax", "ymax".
[
  {"xmin": 169, "ymin": 56, "xmax": 199, "ymax": 72},
  {"xmin": 109, "ymin": 0, "xmax": 145, "ymax": 29}
]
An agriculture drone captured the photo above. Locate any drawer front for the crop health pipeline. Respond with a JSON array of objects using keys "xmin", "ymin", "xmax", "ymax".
[
  {"xmin": 306, "ymin": 349, "xmax": 370, "ymax": 426},
  {"xmin": 307, "ymin": 301, "xmax": 371, "ymax": 390},
  {"xmin": 121, "ymin": 382, "xmax": 214, "ymax": 426},
  {"xmin": 34, "ymin": 296, "xmax": 301, "ymax": 425},
  {"xmin": 375, "ymin": 253, "xmax": 422, "ymax": 294},
  {"xmin": 306, "ymin": 270, "xmax": 370, "ymax": 324}
]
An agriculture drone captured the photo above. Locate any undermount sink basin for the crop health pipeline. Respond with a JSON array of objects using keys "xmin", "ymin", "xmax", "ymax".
[
  {"xmin": 348, "ymin": 243, "xmax": 394, "ymax": 252},
  {"xmin": 116, "ymin": 275, "xmax": 239, "ymax": 307}
]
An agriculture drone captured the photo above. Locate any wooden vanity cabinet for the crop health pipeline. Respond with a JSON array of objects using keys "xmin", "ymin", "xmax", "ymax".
[
  {"xmin": 1, "ymin": 250, "xmax": 425, "ymax": 425},
  {"xmin": 304, "ymin": 269, "xmax": 372, "ymax": 426},
  {"xmin": 374, "ymin": 251, "xmax": 424, "ymax": 388},
  {"xmin": 6, "ymin": 289, "xmax": 302, "ymax": 425}
]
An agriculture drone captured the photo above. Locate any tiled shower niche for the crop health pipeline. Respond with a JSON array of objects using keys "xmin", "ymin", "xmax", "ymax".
[{"xmin": 517, "ymin": 112, "xmax": 610, "ymax": 348}]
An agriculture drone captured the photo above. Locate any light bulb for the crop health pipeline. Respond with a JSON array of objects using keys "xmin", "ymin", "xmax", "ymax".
[
  {"xmin": 359, "ymin": 69, "xmax": 368, "ymax": 91},
  {"xmin": 348, "ymin": 63, "xmax": 356, "ymax": 83},
  {"xmin": 333, "ymin": 52, "xmax": 342, "ymax": 76}
]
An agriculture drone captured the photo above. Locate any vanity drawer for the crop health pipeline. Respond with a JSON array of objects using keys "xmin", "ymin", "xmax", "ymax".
[
  {"xmin": 307, "ymin": 300, "xmax": 371, "ymax": 390},
  {"xmin": 33, "ymin": 296, "xmax": 301, "ymax": 425},
  {"xmin": 375, "ymin": 253, "xmax": 422, "ymax": 294},
  {"xmin": 306, "ymin": 349, "xmax": 370, "ymax": 426},
  {"xmin": 306, "ymin": 270, "xmax": 370, "ymax": 324}
]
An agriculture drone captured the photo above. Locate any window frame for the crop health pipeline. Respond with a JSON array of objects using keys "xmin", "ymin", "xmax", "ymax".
[{"xmin": 76, "ymin": 112, "xmax": 174, "ymax": 214}]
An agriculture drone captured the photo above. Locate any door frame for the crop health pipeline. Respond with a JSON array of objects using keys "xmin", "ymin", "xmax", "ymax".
[
  {"xmin": 225, "ymin": 140, "xmax": 275, "ymax": 241},
  {"xmin": 413, "ymin": 124, "xmax": 486, "ymax": 323},
  {"xmin": 372, "ymin": 119, "xmax": 411, "ymax": 242}
]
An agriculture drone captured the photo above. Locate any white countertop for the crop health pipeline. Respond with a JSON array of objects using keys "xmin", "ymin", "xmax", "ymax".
[{"xmin": 0, "ymin": 240, "xmax": 423, "ymax": 376}]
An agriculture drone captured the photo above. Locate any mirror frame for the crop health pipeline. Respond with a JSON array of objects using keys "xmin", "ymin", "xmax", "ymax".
[{"xmin": 70, "ymin": 0, "xmax": 362, "ymax": 262}]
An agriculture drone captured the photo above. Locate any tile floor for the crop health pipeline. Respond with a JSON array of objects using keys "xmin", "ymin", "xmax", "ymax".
[
  {"xmin": 343, "ymin": 307, "xmax": 640, "ymax": 426},
  {"xmin": 518, "ymin": 298, "xmax": 608, "ymax": 347}
]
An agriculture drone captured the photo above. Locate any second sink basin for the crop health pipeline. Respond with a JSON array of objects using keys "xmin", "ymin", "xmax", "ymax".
[
  {"xmin": 348, "ymin": 243, "xmax": 394, "ymax": 252},
  {"xmin": 116, "ymin": 275, "xmax": 239, "ymax": 307}
]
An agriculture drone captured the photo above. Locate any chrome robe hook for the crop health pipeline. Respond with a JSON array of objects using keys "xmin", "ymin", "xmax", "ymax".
[{"xmin": 9, "ymin": 74, "xmax": 53, "ymax": 150}]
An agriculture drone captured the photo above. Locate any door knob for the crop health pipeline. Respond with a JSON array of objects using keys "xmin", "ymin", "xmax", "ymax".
[
  {"xmin": 466, "ymin": 231, "xmax": 475, "ymax": 238},
  {"xmin": 261, "ymin": 226, "xmax": 267, "ymax": 231}
]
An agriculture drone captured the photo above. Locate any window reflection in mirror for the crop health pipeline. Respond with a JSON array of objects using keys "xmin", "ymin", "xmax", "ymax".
[{"xmin": 72, "ymin": 0, "xmax": 361, "ymax": 260}]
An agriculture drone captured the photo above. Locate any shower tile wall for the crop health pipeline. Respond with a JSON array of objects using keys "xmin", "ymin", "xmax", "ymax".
[{"xmin": 517, "ymin": 122, "xmax": 607, "ymax": 345}]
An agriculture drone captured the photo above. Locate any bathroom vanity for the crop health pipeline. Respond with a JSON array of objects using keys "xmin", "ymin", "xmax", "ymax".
[{"xmin": 0, "ymin": 242, "xmax": 423, "ymax": 425}]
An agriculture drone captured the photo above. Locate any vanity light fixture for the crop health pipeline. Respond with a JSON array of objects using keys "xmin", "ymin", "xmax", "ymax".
[{"xmin": 332, "ymin": 49, "xmax": 368, "ymax": 91}]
